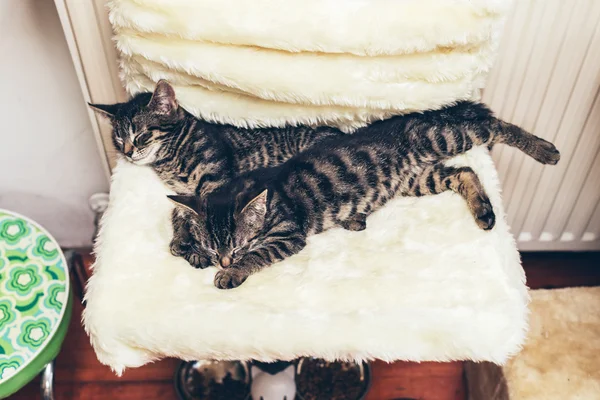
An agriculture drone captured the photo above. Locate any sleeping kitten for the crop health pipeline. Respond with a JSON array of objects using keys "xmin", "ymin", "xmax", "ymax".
[
  {"xmin": 169, "ymin": 101, "xmax": 560, "ymax": 289},
  {"xmin": 89, "ymin": 80, "xmax": 343, "ymax": 266},
  {"xmin": 89, "ymin": 80, "xmax": 342, "ymax": 196}
]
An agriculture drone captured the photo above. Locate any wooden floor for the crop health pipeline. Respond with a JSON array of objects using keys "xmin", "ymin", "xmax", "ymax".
[{"xmin": 12, "ymin": 251, "xmax": 600, "ymax": 400}]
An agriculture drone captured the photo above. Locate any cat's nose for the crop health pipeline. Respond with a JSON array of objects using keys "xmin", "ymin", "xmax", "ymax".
[
  {"xmin": 219, "ymin": 256, "xmax": 232, "ymax": 268},
  {"xmin": 123, "ymin": 143, "xmax": 134, "ymax": 156}
]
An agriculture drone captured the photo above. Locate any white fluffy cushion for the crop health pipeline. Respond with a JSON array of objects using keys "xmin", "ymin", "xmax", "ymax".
[
  {"xmin": 84, "ymin": 146, "xmax": 528, "ymax": 374},
  {"xmin": 109, "ymin": 0, "xmax": 511, "ymax": 130}
]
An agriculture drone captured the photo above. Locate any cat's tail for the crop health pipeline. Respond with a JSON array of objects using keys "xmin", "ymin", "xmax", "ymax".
[{"xmin": 492, "ymin": 119, "xmax": 561, "ymax": 165}]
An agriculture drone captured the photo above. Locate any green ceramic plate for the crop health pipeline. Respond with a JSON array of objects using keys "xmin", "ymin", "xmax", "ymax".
[{"xmin": 0, "ymin": 209, "xmax": 72, "ymax": 398}]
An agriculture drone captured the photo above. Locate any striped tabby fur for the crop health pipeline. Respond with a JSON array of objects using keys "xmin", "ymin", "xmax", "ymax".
[
  {"xmin": 170, "ymin": 101, "xmax": 560, "ymax": 289},
  {"xmin": 89, "ymin": 80, "xmax": 343, "ymax": 267}
]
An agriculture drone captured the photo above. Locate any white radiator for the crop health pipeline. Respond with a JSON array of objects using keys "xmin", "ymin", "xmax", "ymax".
[{"xmin": 484, "ymin": 0, "xmax": 600, "ymax": 251}]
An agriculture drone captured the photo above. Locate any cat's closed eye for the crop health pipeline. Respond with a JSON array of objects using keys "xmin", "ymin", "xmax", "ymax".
[{"xmin": 134, "ymin": 132, "xmax": 152, "ymax": 146}]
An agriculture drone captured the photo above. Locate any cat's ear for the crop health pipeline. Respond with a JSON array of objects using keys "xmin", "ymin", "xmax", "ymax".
[
  {"xmin": 238, "ymin": 190, "xmax": 268, "ymax": 230},
  {"xmin": 88, "ymin": 103, "xmax": 119, "ymax": 118},
  {"xmin": 167, "ymin": 195, "xmax": 198, "ymax": 214},
  {"xmin": 148, "ymin": 80, "xmax": 178, "ymax": 115}
]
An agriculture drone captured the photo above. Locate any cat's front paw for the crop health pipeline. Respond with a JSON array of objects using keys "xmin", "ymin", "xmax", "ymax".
[
  {"xmin": 184, "ymin": 251, "xmax": 211, "ymax": 269},
  {"xmin": 214, "ymin": 268, "xmax": 249, "ymax": 289},
  {"xmin": 171, "ymin": 239, "xmax": 212, "ymax": 269},
  {"xmin": 169, "ymin": 238, "xmax": 190, "ymax": 257}
]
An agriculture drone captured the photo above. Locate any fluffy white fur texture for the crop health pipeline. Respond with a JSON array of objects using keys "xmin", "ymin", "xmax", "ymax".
[
  {"xmin": 109, "ymin": 0, "xmax": 509, "ymax": 56},
  {"xmin": 108, "ymin": 0, "xmax": 511, "ymax": 129},
  {"xmin": 84, "ymin": 147, "xmax": 528, "ymax": 374}
]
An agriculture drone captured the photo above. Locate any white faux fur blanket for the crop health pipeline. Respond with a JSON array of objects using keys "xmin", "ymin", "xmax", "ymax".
[
  {"xmin": 109, "ymin": 0, "xmax": 511, "ymax": 129},
  {"xmin": 84, "ymin": 147, "xmax": 528, "ymax": 374}
]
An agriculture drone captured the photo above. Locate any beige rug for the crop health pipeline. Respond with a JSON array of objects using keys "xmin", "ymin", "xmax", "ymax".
[{"xmin": 467, "ymin": 286, "xmax": 600, "ymax": 399}]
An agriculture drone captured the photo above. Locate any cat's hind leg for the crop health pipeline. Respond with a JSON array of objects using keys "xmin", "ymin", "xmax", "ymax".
[
  {"xmin": 496, "ymin": 121, "xmax": 560, "ymax": 165},
  {"xmin": 405, "ymin": 164, "xmax": 496, "ymax": 230}
]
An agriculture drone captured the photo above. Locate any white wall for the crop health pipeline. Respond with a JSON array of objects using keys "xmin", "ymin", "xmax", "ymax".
[{"xmin": 0, "ymin": 0, "xmax": 108, "ymax": 247}]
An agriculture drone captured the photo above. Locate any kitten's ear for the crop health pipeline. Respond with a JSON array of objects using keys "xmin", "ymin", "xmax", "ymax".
[
  {"xmin": 88, "ymin": 103, "xmax": 119, "ymax": 118},
  {"xmin": 167, "ymin": 195, "xmax": 198, "ymax": 214},
  {"xmin": 148, "ymin": 80, "xmax": 178, "ymax": 115},
  {"xmin": 238, "ymin": 190, "xmax": 268, "ymax": 230}
]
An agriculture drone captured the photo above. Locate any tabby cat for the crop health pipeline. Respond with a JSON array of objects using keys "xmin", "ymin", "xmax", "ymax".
[
  {"xmin": 89, "ymin": 80, "xmax": 343, "ymax": 266},
  {"xmin": 169, "ymin": 101, "xmax": 560, "ymax": 289}
]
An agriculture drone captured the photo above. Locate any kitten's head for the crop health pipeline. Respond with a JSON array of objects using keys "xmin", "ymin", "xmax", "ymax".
[
  {"xmin": 168, "ymin": 190, "xmax": 269, "ymax": 268},
  {"xmin": 89, "ymin": 80, "xmax": 183, "ymax": 165}
]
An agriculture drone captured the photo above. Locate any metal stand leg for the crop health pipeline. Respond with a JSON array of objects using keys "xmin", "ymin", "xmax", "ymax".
[{"xmin": 40, "ymin": 361, "xmax": 55, "ymax": 400}]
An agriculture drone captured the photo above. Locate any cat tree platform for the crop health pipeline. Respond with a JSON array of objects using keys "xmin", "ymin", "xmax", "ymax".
[
  {"xmin": 83, "ymin": 0, "xmax": 522, "ymax": 375},
  {"xmin": 84, "ymin": 146, "xmax": 528, "ymax": 374}
]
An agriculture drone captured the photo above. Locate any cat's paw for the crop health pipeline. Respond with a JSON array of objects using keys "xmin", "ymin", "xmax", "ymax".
[
  {"xmin": 184, "ymin": 251, "xmax": 211, "ymax": 269},
  {"xmin": 472, "ymin": 196, "xmax": 496, "ymax": 231},
  {"xmin": 169, "ymin": 238, "xmax": 190, "ymax": 257},
  {"xmin": 214, "ymin": 268, "xmax": 249, "ymax": 289},
  {"xmin": 531, "ymin": 137, "xmax": 560, "ymax": 165},
  {"xmin": 340, "ymin": 213, "xmax": 367, "ymax": 231}
]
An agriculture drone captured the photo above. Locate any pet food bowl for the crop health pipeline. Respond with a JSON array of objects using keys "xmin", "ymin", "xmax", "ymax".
[
  {"xmin": 295, "ymin": 358, "xmax": 371, "ymax": 400},
  {"xmin": 175, "ymin": 360, "xmax": 250, "ymax": 400}
]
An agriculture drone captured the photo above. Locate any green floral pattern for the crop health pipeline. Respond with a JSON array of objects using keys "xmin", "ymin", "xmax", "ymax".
[
  {"xmin": 17, "ymin": 318, "xmax": 52, "ymax": 351},
  {"xmin": 0, "ymin": 210, "xmax": 68, "ymax": 384},
  {"xmin": 7, "ymin": 266, "xmax": 42, "ymax": 296},
  {"xmin": 0, "ymin": 355, "xmax": 24, "ymax": 381},
  {"xmin": 44, "ymin": 284, "xmax": 66, "ymax": 313},
  {"xmin": 32, "ymin": 236, "xmax": 58, "ymax": 261},
  {"xmin": 0, "ymin": 219, "xmax": 30, "ymax": 246},
  {"xmin": 0, "ymin": 300, "xmax": 16, "ymax": 331}
]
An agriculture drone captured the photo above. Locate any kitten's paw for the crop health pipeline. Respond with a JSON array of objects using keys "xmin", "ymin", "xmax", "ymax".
[
  {"xmin": 169, "ymin": 239, "xmax": 189, "ymax": 257},
  {"xmin": 473, "ymin": 196, "xmax": 496, "ymax": 231},
  {"xmin": 340, "ymin": 213, "xmax": 367, "ymax": 231},
  {"xmin": 170, "ymin": 239, "xmax": 210, "ymax": 268},
  {"xmin": 185, "ymin": 252, "xmax": 211, "ymax": 269},
  {"xmin": 214, "ymin": 268, "xmax": 249, "ymax": 289},
  {"xmin": 531, "ymin": 138, "xmax": 560, "ymax": 165}
]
